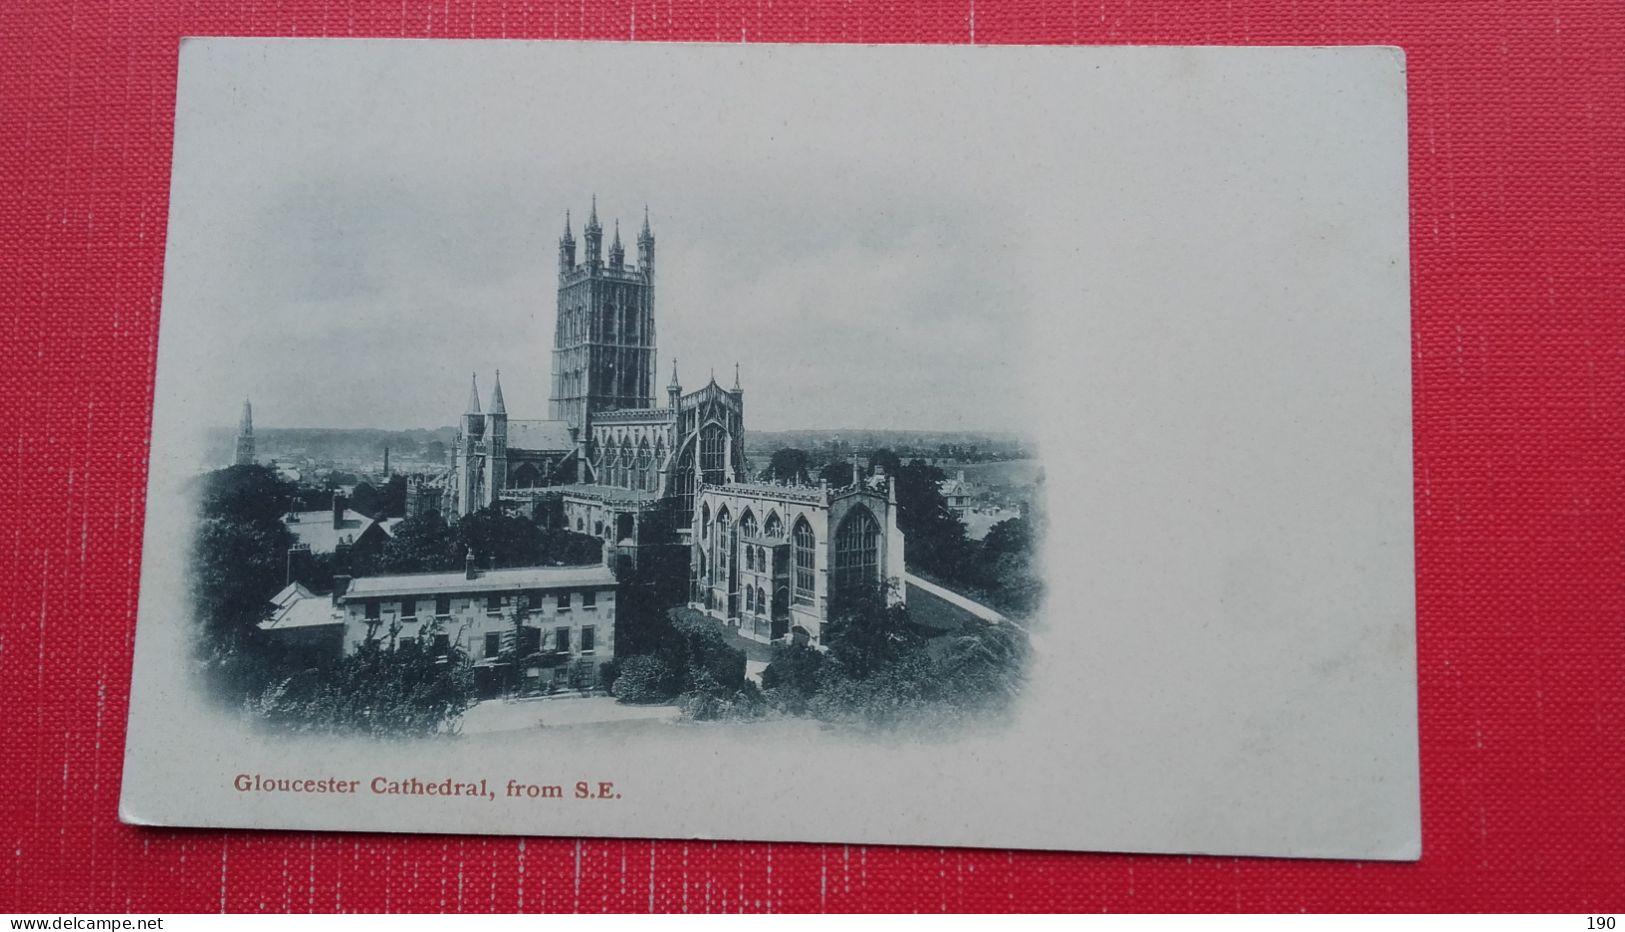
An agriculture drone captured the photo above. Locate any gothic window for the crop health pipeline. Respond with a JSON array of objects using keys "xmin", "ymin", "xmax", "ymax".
[
  {"xmin": 739, "ymin": 510, "xmax": 757, "ymax": 542},
  {"xmin": 701, "ymin": 502, "xmax": 711, "ymax": 540},
  {"xmin": 746, "ymin": 547, "xmax": 755, "ymax": 571},
  {"xmin": 833, "ymin": 506, "xmax": 881, "ymax": 594},
  {"xmin": 513, "ymin": 463, "xmax": 540, "ymax": 488},
  {"xmin": 793, "ymin": 518, "xmax": 816, "ymax": 605},
  {"xmin": 756, "ymin": 586, "xmax": 766, "ymax": 615},
  {"xmin": 672, "ymin": 447, "xmax": 697, "ymax": 528},
  {"xmin": 716, "ymin": 507, "xmax": 732, "ymax": 580},
  {"xmin": 636, "ymin": 440, "xmax": 653, "ymax": 490},
  {"xmin": 699, "ymin": 425, "xmax": 727, "ymax": 485},
  {"xmin": 604, "ymin": 304, "xmax": 617, "ymax": 342},
  {"xmin": 745, "ymin": 587, "xmax": 755, "ymax": 612},
  {"xmin": 763, "ymin": 511, "xmax": 782, "ymax": 540}
]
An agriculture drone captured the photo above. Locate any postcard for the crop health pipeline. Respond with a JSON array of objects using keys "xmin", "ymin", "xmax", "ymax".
[{"xmin": 120, "ymin": 39, "xmax": 1418, "ymax": 859}]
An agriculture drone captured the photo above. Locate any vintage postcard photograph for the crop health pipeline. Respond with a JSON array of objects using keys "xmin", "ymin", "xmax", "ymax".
[{"xmin": 122, "ymin": 39, "xmax": 1419, "ymax": 858}]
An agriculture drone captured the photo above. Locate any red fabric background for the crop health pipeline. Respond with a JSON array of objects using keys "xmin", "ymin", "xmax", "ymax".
[{"xmin": 2, "ymin": 0, "xmax": 1622, "ymax": 913}]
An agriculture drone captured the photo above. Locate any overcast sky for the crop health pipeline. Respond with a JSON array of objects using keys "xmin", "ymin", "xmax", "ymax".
[{"xmin": 162, "ymin": 40, "xmax": 1060, "ymax": 433}]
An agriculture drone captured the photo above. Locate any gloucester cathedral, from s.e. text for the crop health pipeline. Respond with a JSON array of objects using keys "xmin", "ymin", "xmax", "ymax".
[{"xmin": 411, "ymin": 198, "xmax": 905, "ymax": 647}]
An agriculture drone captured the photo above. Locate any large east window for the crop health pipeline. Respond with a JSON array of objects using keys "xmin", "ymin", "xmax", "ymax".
[
  {"xmin": 833, "ymin": 507, "xmax": 881, "ymax": 594},
  {"xmin": 699, "ymin": 425, "xmax": 727, "ymax": 485}
]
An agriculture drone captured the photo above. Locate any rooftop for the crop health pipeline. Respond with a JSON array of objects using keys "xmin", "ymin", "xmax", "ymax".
[
  {"xmin": 550, "ymin": 483, "xmax": 665, "ymax": 504},
  {"xmin": 261, "ymin": 583, "xmax": 344, "ymax": 631},
  {"xmin": 284, "ymin": 509, "xmax": 377, "ymax": 554},
  {"xmin": 506, "ymin": 419, "xmax": 575, "ymax": 452},
  {"xmin": 343, "ymin": 564, "xmax": 616, "ymax": 601}
]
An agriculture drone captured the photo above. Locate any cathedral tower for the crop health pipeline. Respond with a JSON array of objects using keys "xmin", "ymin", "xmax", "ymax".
[
  {"xmin": 234, "ymin": 398, "xmax": 255, "ymax": 466},
  {"xmin": 485, "ymin": 370, "xmax": 508, "ymax": 502},
  {"xmin": 549, "ymin": 199, "xmax": 658, "ymax": 428}
]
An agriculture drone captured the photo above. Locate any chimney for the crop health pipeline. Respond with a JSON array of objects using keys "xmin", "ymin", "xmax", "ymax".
[
  {"xmin": 383, "ymin": 446, "xmax": 390, "ymax": 476},
  {"xmin": 331, "ymin": 492, "xmax": 344, "ymax": 529},
  {"xmin": 958, "ymin": 469, "xmax": 966, "ymax": 482},
  {"xmin": 465, "ymin": 549, "xmax": 478, "ymax": 580},
  {"xmin": 331, "ymin": 575, "xmax": 351, "ymax": 606}
]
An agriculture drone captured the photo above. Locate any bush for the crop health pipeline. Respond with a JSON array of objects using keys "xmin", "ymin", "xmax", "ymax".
[
  {"xmin": 245, "ymin": 637, "xmax": 475, "ymax": 738},
  {"xmin": 677, "ymin": 674, "xmax": 765, "ymax": 722},
  {"xmin": 760, "ymin": 643, "xmax": 825, "ymax": 715},
  {"xmin": 667, "ymin": 608, "xmax": 746, "ymax": 691},
  {"xmin": 610, "ymin": 654, "xmax": 679, "ymax": 704}
]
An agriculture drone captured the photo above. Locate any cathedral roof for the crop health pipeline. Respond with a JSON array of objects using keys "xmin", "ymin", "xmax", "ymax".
[{"xmin": 505, "ymin": 419, "xmax": 575, "ymax": 452}]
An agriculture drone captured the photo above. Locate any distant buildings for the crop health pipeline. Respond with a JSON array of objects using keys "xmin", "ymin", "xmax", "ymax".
[{"xmin": 939, "ymin": 470, "xmax": 973, "ymax": 517}]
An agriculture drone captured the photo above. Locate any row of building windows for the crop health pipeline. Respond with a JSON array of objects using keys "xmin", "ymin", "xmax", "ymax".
[
  {"xmin": 362, "ymin": 589, "xmax": 601, "ymax": 621},
  {"xmin": 480, "ymin": 624, "xmax": 595, "ymax": 658}
]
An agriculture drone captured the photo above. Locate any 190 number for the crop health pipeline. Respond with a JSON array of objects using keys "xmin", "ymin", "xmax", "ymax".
[{"xmin": 1589, "ymin": 918, "xmax": 1615, "ymax": 930}]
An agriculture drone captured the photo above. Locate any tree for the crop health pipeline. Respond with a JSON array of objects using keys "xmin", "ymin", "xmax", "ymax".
[
  {"xmin": 375, "ymin": 512, "xmax": 459, "ymax": 574},
  {"xmin": 613, "ymin": 545, "xmax": 690, "ymax": 657},
  {"xmin": 191, "ymin": 515, "xmax": 294, "ymax": 647},
  {"xmin": 247, "ymin": 634, "xmax": 475, "ymax": 737},
  {"xmin": 455, "ymin": 507, "xmax": 544, "ymax": 569},
  {"xmin": 891, "ymin": 462, "xmax": 972, "ymax": 580},
  {"xmin": 867, "ymin": 448, "xmax": 902, "ymax": 476},
  {"xmin": 818, "ymin": 460, "xmax": 860, "ymax": 487},
  {"xmin": 377, "ymin": 474, "xmax": 408, "ymax": 518},
  {"xmin": 823, "ymin": 581, "xmax": 921, "ymax": 679},
  {"xmin": 197, "ymin": 464, "xmax": 295, "ymax": 528},
  {"xmin": 534, "ymin": 527, "xmax": 602, "ymax": 566},
  {"xmin": 348, "ymin": 481, "xmax": 380, "ymax": 518},
  {"xmin": 762, "ymin": 448, "xmax": 814, "ymax": 483}
]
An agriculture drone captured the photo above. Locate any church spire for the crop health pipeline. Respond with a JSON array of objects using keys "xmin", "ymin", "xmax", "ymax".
[
  {"xmin": 561, "ymin": 209, "xmax": 574, "ymax": 241},
  {"xmin": 489, "ymin": 370, "xmax": 506, "ymax": 415},
  {"xmin": 668, "ymin": 358, "xmax": 681, "ymax": 391},
  {"xmin": 465, "ymin": 372, "xmax": 482, "ymax": 414},
  {"xmin": 234, "ymin": 398, "xmax": 256, "ymax": 466},
  {"xmin": 732, "ymin": 362, "xmax": 741, "ymax": 392},
  {"xmin": 586, "ymin": 194, "xmax": 601, "ymax": 231},
  {"xmin": 639, "ymin": 205, "xmax": 653, "ymax": 242}
]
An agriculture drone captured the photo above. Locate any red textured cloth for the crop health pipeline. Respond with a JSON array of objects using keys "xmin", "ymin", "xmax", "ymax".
[{"xmin": 2, "ymin": 0, "xmax": 1622, "ymax": 914}]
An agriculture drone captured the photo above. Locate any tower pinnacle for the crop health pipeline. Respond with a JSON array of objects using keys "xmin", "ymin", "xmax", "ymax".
[
  {"xmin": 465, "ymin": 372, "xmax": 482, "ymax": 414},
  {"xmin": 732, "ymin": 362, "xmax": 741, "ymax": 392},
  {"xmin": 609, "ymin": 219, "xmax": 625, "ymax": 268},
  {"xmin": 489, "ymin": 370, "xmax": 506, "ymax": 415}
]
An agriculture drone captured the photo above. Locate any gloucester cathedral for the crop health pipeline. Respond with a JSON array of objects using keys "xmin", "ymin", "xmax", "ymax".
[{"xmin": 413, "ymin": 199, "xmax": 904, "ymax": 647}]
